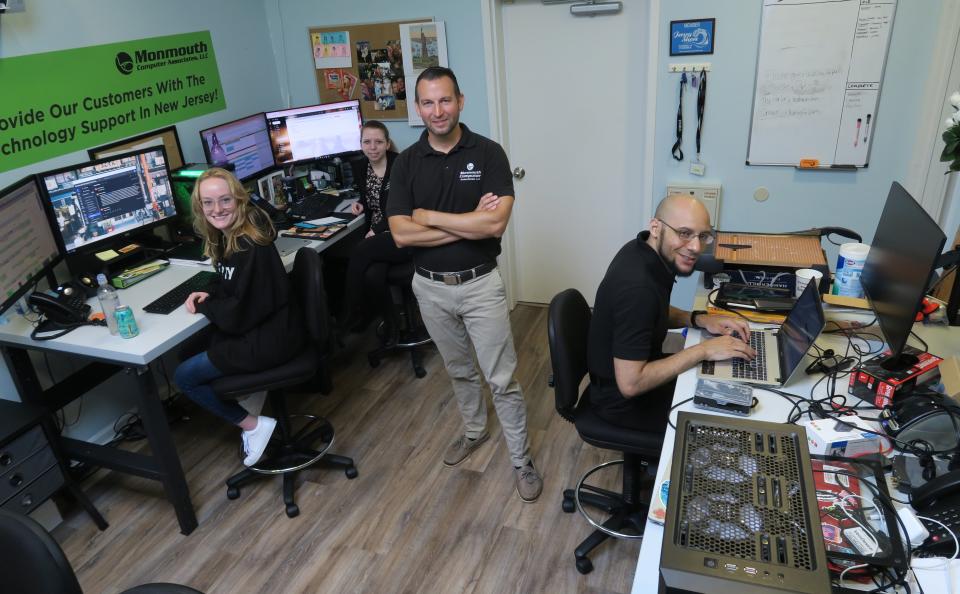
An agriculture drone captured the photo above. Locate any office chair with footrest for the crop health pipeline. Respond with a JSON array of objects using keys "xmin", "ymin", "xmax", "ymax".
[
  {"xmin": 0, "ymin": 509, "xmax": 203, "ymax": 594},
  {"xmin": 547, "ymin": 289, "xmax": 664, "ymax": 574},
  {"xmin": 211, "ymin": 248, "xmax": 357, "ymax": 518},
  {"xmin": 366, "ymin": 261, "xmax": 432, "ymax": 378}
]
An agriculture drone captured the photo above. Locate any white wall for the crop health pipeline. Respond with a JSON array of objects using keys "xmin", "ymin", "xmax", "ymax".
[{"xmin": 653, "ymin": 0, "xmax": 948, "ymax": 308}]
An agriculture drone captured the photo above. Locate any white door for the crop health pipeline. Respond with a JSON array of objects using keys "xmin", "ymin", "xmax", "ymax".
[{"xmin": 495, "ymin": 0, "xmax": 654, "ymax": 305}]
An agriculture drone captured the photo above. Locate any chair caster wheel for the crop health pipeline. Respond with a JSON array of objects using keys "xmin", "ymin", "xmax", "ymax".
[
  {"xmin": 368, "ymin": 354, "xmax": 380, "ymax": 368},
  {"xmin": 575, "ymin": 557, "xmax": 593, "ymax": 574},
  {"xmin": 286, "ymin": 503, "xmax": 300, "ymax": 518},
  {"xmin": 227, "ymin": 486, "xmax": 240, "ymax": 500},
  {"xmin": 345, "ymin": 466, "xmax": 359, "ymax": 479},
  {"xmin": 414, "ymin": 366, "xmax": 426, "ymax": 379},
  {"xmin": 562, "ymin": 496, "xmax": 576, "ymax": 513}
]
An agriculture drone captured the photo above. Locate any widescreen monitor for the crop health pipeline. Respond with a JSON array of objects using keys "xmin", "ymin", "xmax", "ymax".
[
  {"xmin": 199, "ymin": 113, "xmax": 276, "ymax": 181},
  {"xmin": 860, "ymin": 182, "xmax": 946, "ymax": 370},
  {"xmin": 39, "ymin": 146, "xmax": 178, "ymax": 255},
  {"xmin": 265, "ymin": 100, "xmax": 362, "ymax": 166},
  {"xmin": 0, "ymin": 176, "xmax": 62, "ymax": 315}
]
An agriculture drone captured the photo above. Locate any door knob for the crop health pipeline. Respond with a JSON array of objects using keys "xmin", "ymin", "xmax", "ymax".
[{"xmin": 512, "ymin": 167, "xmax": 525, "ymax": 179}]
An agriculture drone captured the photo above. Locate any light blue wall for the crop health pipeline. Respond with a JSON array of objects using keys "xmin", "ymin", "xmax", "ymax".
[
  {"xmin": 655, "ymin": 0, "xmax": 945, "ymax": 307},
  {"xmin": 0, "ymin": 0, "xmax": 283, "ymax": 189},
  {"xmin": 262, "ymin": 0, "xmax": 491, "ymax": 152},
  {"xmin": 0, "ymin": 0, "xmax": 282, "ymax": 441}
]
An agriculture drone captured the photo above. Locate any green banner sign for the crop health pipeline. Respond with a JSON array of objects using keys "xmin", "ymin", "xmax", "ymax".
[{"xmin": 0, "ymin": 31, "xmax": 225, "ymax": 174}]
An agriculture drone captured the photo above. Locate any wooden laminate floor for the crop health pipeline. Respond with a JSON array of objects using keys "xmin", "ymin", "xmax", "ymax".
[{"xmin": 54, "ymin": 304, "xmax": 643, "ymax": 594}]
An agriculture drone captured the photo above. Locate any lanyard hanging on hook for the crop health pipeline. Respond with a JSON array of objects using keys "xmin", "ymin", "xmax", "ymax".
[
  {"xmin": 671, "ymin": 71, "xmax": 687, "ymax": 161},
  {"xmin": 690, "ymin": 68, "xmax": 707, "ymax": 176}
]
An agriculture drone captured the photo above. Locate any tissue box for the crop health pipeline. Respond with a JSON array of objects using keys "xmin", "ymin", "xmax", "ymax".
[{"xmin": 799, "ymin": 416, "xmax": 884, "ymax": 458}]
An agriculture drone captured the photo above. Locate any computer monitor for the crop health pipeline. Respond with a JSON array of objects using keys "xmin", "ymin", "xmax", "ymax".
[
  {"xmin": 199, "ymin": 113, "xmax": 276, "ymax": 181},
  {"xmin": 861, "ymin": 182, "xmax": 947, "ymax": 370},
  {"xmin": 0, "ymin": 176, "xmax": 62, "ymax": 315},
  {"xmin": 38, "ymin": 146, "xmax": 178, "ymax": 256},
  {"xmin": 265, "ymin": 100, "xmax": 362, "ymax": 166}
]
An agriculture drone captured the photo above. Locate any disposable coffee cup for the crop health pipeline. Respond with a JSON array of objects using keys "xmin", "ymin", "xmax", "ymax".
[{"xmin": 795, "ymin": 269, "xmax": 823, "ymax": 298}]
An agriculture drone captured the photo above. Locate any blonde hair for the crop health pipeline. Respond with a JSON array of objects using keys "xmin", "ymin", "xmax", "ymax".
[{"xmin": 190, "ymin": 167, "xmax": 275, "ymax": 264}]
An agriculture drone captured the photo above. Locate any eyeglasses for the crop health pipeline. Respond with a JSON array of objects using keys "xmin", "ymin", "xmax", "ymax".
[
  {"xmin": 657, "ymin": 218, "xmax": 714, "ymax": 244},
  {"xmin": 200, "ymin": 196, "xmax": 236, "ymax": 211}
]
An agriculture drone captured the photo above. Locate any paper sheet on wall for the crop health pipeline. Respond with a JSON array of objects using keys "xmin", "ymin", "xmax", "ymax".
[
  {"xmin": 399, "ymin": 21, "xmax": 448, "ymax": 126},
  {"xmin": 312, "ymin": 31, "xmax": 352, "ymax": 69}
]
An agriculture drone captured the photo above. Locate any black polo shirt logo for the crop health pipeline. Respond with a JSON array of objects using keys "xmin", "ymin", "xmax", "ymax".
[{"xmin": 459, "ymin": 162, "xmax": 482, "ymax": 182}]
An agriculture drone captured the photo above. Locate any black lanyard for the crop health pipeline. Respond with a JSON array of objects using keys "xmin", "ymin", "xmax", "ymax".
[
  {"xmin": 671, "ymin": 72, "xmax": 686, "ymax": 161},
  {"xmin": 695, "ymin": 69, "xmax": 707, "ymax": 162}
]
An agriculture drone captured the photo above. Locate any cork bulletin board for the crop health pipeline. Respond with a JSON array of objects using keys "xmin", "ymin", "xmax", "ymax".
[{"xmin": 309, "ymin": 18, "xmax": 430, "ymax": 122}]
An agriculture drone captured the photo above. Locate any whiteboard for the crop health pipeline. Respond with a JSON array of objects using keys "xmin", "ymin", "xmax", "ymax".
[{"xmin": 746, "ymin": 0, "xmax": 897, "ymax": 168}]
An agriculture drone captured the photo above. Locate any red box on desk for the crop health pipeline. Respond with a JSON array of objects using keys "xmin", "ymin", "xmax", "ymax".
[{"xmin": 847, "ymin": 345, "xmax": 943, "ymax": 408}]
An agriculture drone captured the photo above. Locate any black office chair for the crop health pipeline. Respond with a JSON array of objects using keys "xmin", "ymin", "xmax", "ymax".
[
  {"xmin": 547, "ymin": 289, "xmax": 664, "ymax": 574},
  {"xmin": 0, "ymin": 509, "xmax": 203, "ymax": 594},
  {"xmin": 366, "ymin": 261, "xmax": 432, "ymax": 378},
  {"xmin": 212, "ymin": 248, "xmax": 357, "ymax": 518}
]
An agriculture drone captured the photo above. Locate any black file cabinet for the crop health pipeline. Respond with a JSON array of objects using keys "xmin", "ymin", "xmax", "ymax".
[{"xmin": 0, "ymin": 401, "xmax": 64, "ymax": 515}]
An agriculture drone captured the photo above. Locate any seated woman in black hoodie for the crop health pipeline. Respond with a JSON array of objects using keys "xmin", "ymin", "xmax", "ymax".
[
  {"xmin": 174, "ymin": 168, "xmax": 304, "ymax": 467},
  {"xmin": 342, "ymin": 120, "xmax": 411, "ymax": 338}
]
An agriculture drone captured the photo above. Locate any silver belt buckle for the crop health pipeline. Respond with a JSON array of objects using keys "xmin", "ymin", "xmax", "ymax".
[{"xmin": 442, "ymin": 273, "xmax": 459, "ymax": 285}]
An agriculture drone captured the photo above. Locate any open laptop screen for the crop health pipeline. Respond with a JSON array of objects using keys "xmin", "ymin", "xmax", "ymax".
[{"xmin": 779, "ymin": 282, "xmax": 825, "ymax": 378}]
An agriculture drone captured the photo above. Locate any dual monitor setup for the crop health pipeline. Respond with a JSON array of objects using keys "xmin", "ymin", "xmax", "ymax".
[{"xmin": 0, "ymin": 99, "xmax": 365, "ymax": 320}]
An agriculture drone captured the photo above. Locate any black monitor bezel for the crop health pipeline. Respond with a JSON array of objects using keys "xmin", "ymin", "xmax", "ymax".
[
  {"xmin": 37, "ymin": 145, "xmax": 177, "ymax": 257},
  {"xmin": 0, "ymin": 175, "xmax": 64, "ymax": 315},
  {"xmin": 87, "ymin": 125, "xmax": 185, "ymax": 172},
  {"xmin": 861, "ymin": 182, "xmax": 947, "ymax": 362},
  {"xmin": 264, "ymin": 100, "xmax": 363, "ymax": 167},
  {"xmin": 198, "ymin": 112, "xmax": 276, "ymax": 182}
]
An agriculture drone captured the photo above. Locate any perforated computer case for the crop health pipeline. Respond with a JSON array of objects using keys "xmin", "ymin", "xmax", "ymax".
[{"xmin": 659, "ymin": 412, "xmax": 831, "ymax": 594}]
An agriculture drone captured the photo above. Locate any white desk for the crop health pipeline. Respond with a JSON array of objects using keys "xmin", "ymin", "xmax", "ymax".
[
  {"xmin": 631, "ymin": 303, "xmax": 958, "ymax": 593},
  {"xmin": 0, "ymin": 214, "xmax": 364, "ymax": 534}
]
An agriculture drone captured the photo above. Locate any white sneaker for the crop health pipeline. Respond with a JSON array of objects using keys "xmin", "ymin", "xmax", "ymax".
[{"xmin": 241, "ymin": 416, "xmax": 277, "ymax": 467}]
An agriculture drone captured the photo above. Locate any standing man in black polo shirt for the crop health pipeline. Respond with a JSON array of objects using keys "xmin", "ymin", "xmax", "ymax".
[
  {"xmin": 587, "ymin": 194, "xmax": 756, "ymax": 431},
  {"xmin": 387, "ymin": 67, "xmax": 542, "ymax": 502}
]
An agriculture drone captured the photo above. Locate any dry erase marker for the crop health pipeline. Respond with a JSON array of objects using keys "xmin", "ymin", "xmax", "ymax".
[
  {"xmin": 863, "ymin": 114, "xmax": 872, "ymax": 143},
  {"xmin": 854, "ymin": 118, "xmax": 861, "ymax": 147}
]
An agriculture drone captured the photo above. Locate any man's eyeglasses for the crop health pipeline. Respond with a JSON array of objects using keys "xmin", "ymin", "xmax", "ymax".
[
  {"xmin": 657, "ymin": 218, "xmax": 714, "ymax": 245},
  {"xmin": 200, "ymin": 196, "xmax": 236, "ymax": 211}
]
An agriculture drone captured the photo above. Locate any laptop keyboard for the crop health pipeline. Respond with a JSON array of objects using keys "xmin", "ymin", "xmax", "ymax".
[
  {"xmin": 142, "ymin": 271, "xmax": 218, "ymax": 315},
  {"xmin": 732, "ymin": 330, "xmax": 768, "ymax": 381}
]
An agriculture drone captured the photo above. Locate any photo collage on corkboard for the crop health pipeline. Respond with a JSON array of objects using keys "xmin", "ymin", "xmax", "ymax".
[{"xmin": 309, "ymin": 19, "xmax": 431, "ymax": 122}]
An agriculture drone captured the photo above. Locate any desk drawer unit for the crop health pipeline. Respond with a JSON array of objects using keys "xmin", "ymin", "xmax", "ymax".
[{"xmin": 0, "ymin": 425, "xmax": 63, "ymax": 514}]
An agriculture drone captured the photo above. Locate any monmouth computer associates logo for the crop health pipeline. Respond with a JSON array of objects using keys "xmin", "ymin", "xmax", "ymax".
[{"xmin": 115, "ymin": 51, "xmax": 134, "ymax": 75}]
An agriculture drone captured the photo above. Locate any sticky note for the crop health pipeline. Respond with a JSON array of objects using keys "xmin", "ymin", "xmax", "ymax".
[{"xmin": 95, "ymin": 249, "xmax": 121, "ymax": 261}]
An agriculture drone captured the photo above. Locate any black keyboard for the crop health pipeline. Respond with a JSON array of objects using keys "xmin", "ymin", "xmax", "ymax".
[
  {"xmin": 731, "ymin": 330, "xmax": 768, "ymax": 381},
  {"xmin": 287, "ymin": 195, "xmax": 340, "ymax": 220},
  {"xmin": 142, "ymin": 271, "xmax": 218, "ymax": 315}
]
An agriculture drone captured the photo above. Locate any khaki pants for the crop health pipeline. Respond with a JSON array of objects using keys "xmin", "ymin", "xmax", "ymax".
[{"xmin": 412, "ymin": 268, "xmax": 531, "ymax": 467}]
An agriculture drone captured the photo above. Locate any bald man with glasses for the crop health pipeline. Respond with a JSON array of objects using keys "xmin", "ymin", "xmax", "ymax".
[{"xmin": 586, "ymin": 194, "xmax": 756, "ymax": 431}]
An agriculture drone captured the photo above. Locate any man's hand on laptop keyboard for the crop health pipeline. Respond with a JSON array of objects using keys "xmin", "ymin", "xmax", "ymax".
[
  {"xmin": 698, "ymin": 335, "xmax": 757, "ymax": 363},
  {"xmin": 696, "ymin": 314, "xmax": 752, "ymax": 343}
]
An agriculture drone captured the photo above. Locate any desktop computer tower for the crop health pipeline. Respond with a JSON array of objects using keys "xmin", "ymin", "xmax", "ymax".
[{"xmin": 659, "ymin": 412, "xmax": 831, "ymax": 594}]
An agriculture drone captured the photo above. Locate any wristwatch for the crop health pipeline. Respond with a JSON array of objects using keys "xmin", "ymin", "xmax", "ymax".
[{"xmin": 690, "ymin": 310, "xmax": 707, "ymax": 330}]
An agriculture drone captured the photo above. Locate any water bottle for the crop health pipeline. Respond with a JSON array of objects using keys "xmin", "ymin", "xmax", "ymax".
[{"xmin": 96, "ymin": 274, "xmax": 120, "ymax": 335}]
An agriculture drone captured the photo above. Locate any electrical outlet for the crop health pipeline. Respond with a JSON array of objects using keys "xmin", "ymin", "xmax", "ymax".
[{"xmin": 666, "ymin": 182, "xmax": 721, "ymax": 225}]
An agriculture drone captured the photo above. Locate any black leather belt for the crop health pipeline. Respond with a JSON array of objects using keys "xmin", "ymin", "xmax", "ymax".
[{"xmin": 415, "ymin": 262, "xmax": 496, "ymax": 285}]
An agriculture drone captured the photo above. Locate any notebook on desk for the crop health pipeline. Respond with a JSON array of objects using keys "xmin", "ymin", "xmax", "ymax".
[{"xmin": 698, "ymin": 281, "xmax": 825, "ymax": 387}]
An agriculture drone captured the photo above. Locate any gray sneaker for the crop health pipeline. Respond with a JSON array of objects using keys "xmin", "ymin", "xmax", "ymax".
[
  {"xmin": 515, "ymin": 462, "xmax": 543, "ymax": 502},
  {"xmin": 443, "ymin": 431, "xmax": 490, "ymax": 466}
]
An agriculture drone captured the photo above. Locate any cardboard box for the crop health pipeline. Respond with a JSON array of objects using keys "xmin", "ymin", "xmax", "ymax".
[{"xmin": 847, "ymin": 345, "xmax": 943, "ymax": 408}]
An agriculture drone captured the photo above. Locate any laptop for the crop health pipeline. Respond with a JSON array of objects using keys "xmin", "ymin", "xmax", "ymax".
[
  {"xmin": 274, "ymin": 236, "xmax": 313, "ymax": 257},
  {"xmin": 698, "ymin": 281, "xmax": 825, "ymax": 386}
]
